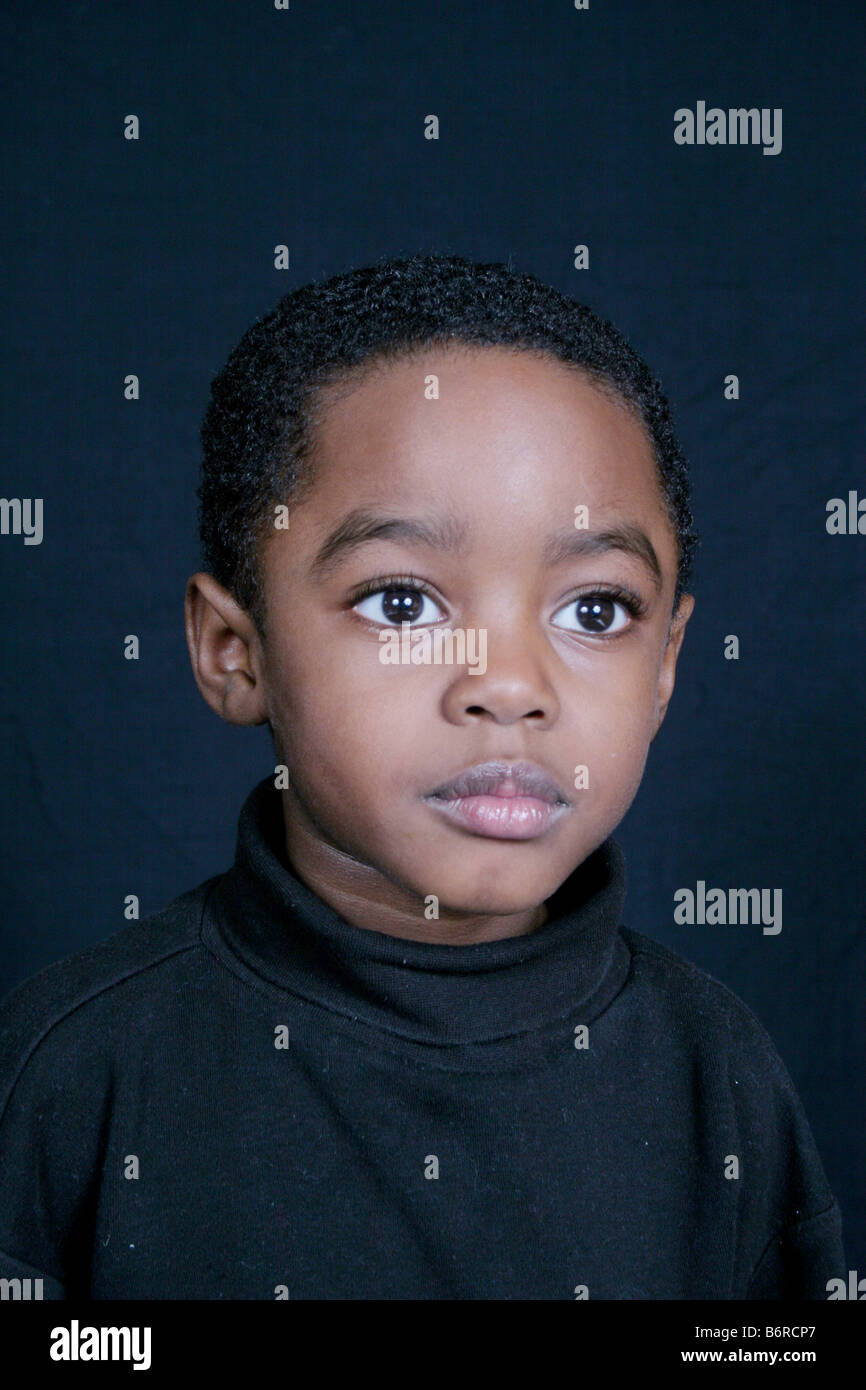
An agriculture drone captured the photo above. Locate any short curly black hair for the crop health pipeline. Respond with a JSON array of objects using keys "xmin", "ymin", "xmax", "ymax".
[{"xmin": 198, "ymin": 252, "xmax": 699, "ymax": 635}]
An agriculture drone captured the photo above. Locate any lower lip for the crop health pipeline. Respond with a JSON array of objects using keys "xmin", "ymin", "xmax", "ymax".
[{"xmin": 423, "ymin": 794, "xmax": 569, "ymax": 840}]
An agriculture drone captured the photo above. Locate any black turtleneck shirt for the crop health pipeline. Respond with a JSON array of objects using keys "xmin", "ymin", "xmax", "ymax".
[{"xmin": 0, "ymin": 778, "xmax": 845, "ymax": 1300}]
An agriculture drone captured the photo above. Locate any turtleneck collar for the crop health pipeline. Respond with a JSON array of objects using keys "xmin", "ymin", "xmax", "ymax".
[{"xmin": 203, "ymin": 777, "xmax": 631, "ymax": 1050}]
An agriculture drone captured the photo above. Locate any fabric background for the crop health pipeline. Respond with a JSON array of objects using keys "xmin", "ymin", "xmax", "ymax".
[{"xmin": 1, "ymin": 1, "xmax": 862, "ymax": 1268}]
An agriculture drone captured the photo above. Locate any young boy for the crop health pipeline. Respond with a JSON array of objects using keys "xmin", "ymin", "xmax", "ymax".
[{"xmin": 0, "ymin": 254, "xmax": 845, "ymax": 1300}]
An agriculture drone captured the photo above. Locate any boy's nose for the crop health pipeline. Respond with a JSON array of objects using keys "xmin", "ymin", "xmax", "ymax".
[{"xmin": 441, "ymin": 633, "xmax": 560, "ymax": 727}]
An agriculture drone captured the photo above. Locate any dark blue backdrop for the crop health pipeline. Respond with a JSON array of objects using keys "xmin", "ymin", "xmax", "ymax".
[{"xmin": 1, "ymin": 0, "xmax": 863, "ymax": 1270}]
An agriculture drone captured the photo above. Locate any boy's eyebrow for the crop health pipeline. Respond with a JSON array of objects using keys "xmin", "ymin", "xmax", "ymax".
[
  {"xmin": 543, "ymin": 523, "xmax": 663, "ymax": 591},
  {"xmin": 309, "ymin": 508, "xmax": 662, "ymax": 591},
  {"xmin": 310, "ymin": 510, "xmax": 468, "ymax": 579}
]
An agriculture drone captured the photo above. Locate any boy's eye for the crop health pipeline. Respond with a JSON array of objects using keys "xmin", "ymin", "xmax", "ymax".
[
  {"xmin": 550, "ymin": 593, "xmax": 633, "ymax": 636},
  {"xmin": 353, "ymin": 584, "xmax": 445, "ymax": 627},
  {"xmin": 351, "ymin": 580, "xmax": 644, "ymax": 633}
]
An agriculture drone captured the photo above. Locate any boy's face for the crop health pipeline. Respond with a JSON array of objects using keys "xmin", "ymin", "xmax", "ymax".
[{"xmin": 187, "ymin": 345, "xmax": 694, "ymax": 941}]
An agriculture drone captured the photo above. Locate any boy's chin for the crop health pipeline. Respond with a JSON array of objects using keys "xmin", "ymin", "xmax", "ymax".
[{"xmin": 416, "ymin": 870, "xmax": 564, "ymax": 920}]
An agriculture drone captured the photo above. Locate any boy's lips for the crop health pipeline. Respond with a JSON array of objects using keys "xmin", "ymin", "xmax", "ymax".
[
  {"xmin": 425, "ymin": 760, "xmax": 569, "ymax": 802},
  {"xmin": 422, "ymin": 760, "xmax": 571, "ymax": 841}
]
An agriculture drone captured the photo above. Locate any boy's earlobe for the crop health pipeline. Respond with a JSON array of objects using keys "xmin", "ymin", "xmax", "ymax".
[{"xmin": 184, "ymin": 573, "xmax": 269, "ymax": 727}]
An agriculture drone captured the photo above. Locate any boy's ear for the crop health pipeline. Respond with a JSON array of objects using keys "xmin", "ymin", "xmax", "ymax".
[
  {"xmin": 184, "ymin": 572, "xmax": 269, "ymax": 726},
  {"xmin": 651, "ymin": 593, "xmax": 695, "ymax": 740}
]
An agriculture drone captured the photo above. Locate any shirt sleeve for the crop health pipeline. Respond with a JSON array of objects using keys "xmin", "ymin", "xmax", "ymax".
[
  {"xmin": 0, "ymin": 1247, "xmax": 66, "ymax": 1299},
  {"xmin": 719, "ymin": 996, "xmax": 849, "ymax": 1300},
  {"xmin": 0, "ymin": 969, "xmax": 112, "ymax": 1300},
  {"xmin": 745, "ymin": 1201, "xmax": 845, "ymax": 1299}
]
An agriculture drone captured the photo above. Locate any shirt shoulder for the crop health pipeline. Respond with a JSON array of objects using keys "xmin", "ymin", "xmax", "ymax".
[
  {"xmin": 620, "ymin": 924, "xmax": 840, "ymax": 1225},
  {"xmin": 0, "ymin": 875, "xmax": 220, "ymax": 1118},
  {"xmin": 621, "ymin": 924, "xmax": 790, "ymax": 1063},
  {"xmin": 616, "ymin": 924, "xmax": 831, "ymax": 1184},
  {"xmin": 619, "ymin": 926, "xmax": 844, "ymax": 1292}
]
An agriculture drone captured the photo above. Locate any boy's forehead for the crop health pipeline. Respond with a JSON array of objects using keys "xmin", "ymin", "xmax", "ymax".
[
  {"xmin": 309, "ymin": 345, "xmax": 660, "ymax": 503},
  {"xmin": 261, "ymin": 349, "xmax": 679, "ymax": 607},
  {"xmin": 297, "ymin": 345, "xmax": 670, "ymax": 550}
]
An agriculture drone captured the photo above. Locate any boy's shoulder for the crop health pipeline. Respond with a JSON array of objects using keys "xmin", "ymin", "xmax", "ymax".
[
  {"xmin": 622, "ymin": 923, "xmax": 771, "ymax": 1024},
  {"xmin": 618, "ymin": 924, "xmax": 840, "ymax": 1247},
  {"xmin": 619, "ymin": 923, "xmax": 800, "ymax": 1088},
  {"xmin": 0, "ymin": 875, "xmax": 221, "ymax": 1110}
]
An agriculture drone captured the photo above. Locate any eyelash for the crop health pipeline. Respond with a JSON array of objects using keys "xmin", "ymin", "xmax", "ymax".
[{"xmin": 348, "ymin": 573, "xmax": 649, "ymax": 632}]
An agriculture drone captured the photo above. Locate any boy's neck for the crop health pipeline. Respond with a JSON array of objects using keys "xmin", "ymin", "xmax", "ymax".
[{"xmin": 279, "ymin": 792, "xmax": 549, "ymax": 944}]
